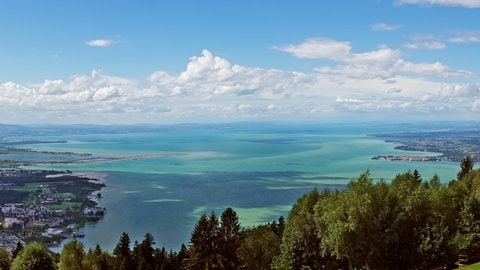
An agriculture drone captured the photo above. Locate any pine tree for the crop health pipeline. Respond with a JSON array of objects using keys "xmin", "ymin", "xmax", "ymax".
[
  {"xmin": 133, "ymin": 233, "xmax": 155, "ymax": 270},
  {"xmin": 458, "ymin": 156, "xmax": 474, "ymax": 181},
  {"xmin": 219, "ymin": 207, "xmax": 241, "ymax": 269},
  {"xmin": 413, "ymin": 169, "xmax": 422, "ymax": 183},
  {"xmin": 113, "ymin": 232, "xmax": 133, "ymax": 270},
  {"xmin": 11, "ymin": 242, "xmax": 23, "ymax": 259},
  {"xmin": 83, "ymin": 245, "xmax": 112, "ymax": 270},
  {"xmin": 58, "ymin": 240, "xmax": 85, "ymax": 270},
  {"xmin": 185, "ymin": 211, "xmax": 223, "ymax": 269}
]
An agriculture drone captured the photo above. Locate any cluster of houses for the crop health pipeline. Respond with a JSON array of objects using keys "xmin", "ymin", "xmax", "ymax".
[
  {"xmin": 1, "ymin": 202, "xmax": 66, "ymax": 230},
  {"xmin": 0, "ymin": 201, "xmax": 105, "ymax": 253},
  {"xmin": 0, "ymin": 202, "xmax": 66, "ymax": 254},
  {"xmin": 371, "ymin": 154, "xmax": 444, "ymax": 162},
  {"xmin": 0, "ymin": 169, "xmax": 106, "ymax": 253},
  {"xmin": 0, "ymin": 192, "xmax": 104, "ymax": 254}
]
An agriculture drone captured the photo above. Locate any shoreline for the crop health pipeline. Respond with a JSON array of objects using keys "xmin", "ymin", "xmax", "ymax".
[{"xmin": 0, "ymin": 169, "xmax": 106, "ymax": 253}]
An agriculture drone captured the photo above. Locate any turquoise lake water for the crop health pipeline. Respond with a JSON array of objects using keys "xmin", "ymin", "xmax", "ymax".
[{"xmin": 9, "ymin": 124, "xmax": 460, "ymax": 251}]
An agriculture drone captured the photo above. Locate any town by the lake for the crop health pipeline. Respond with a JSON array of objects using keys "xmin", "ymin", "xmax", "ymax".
[{"xmin": 0, "ymin": 169, "xmax": 105, "ymax": 254}]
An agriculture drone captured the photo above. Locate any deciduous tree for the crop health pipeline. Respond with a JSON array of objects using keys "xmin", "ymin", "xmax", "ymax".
[
  {"xmin": 10, "ymin": 242, "xmax": 55, "ymax": 270},
  {"xmin": 274, "ymin": 188, "xmax": 340, "ymax": 270},
  {"xmin": 238, "ymin": 225, "xmax": 280, "ymax": 270}
]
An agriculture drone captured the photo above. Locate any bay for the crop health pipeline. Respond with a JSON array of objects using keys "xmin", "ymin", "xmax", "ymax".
[{"xmin": 9, "ymin": 123, "xmax": 459, "ymax": 251}]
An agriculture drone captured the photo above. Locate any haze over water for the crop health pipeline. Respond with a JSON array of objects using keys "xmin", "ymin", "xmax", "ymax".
[{"xmin": 12, "ymin": 123, "xmax": 459, "ymax": 250}]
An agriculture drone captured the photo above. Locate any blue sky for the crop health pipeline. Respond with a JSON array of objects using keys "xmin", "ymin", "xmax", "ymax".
[{"xmin": 1, "ymin": 0, "xmax": 479, "ymax": 124}]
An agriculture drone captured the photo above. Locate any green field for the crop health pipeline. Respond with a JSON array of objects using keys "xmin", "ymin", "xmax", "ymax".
[
  {"xmin": 461, "ymin": 263, "xmax": 480, "ymax": 269},
  {"xmin": 47, "ymin": 201, "xmax": 82, "ymax": 210}
]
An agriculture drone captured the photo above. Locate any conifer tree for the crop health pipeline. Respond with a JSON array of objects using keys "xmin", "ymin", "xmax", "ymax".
[
  {"xmin": 185, "ymin": 213, "xmax": 216, "ymax": 269},
  {"xmin": 219, "ymin": 207, "xmax": 241, "ymax": 268},
  {"xmin": 458, "ymin": 156, "xmax": 474, "ymax": 181},
  {"xmin": 113, "ymin": 232, "xmax": 133, "ymax": 270},
  {"xmin": 133, "ymin": 233, "xmax": 155, "ymax": 270},
  {"xmin": 11, "ymin": 242, "xmax": 23, "ymax": 259},
  {"xmin": 413, "ymin": 169, "xmax": 422, "ymax": 183},
  {"xmin": 83, "ymin": 244, "xmax": 112, "ymax": 270},
  {"xmin": 58, "ymin": 240, "xmax": 85, "ymax": 270}
]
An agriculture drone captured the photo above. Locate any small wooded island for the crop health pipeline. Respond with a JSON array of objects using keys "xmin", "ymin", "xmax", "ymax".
[{"xmin": 0, "ymin": 169, "xmax": 105, "ymax": 252}]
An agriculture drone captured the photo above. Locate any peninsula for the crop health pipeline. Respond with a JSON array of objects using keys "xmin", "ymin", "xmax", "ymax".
[{"xmin": 0, "ymin": 169, "xmax": 105, "ymax": 253}]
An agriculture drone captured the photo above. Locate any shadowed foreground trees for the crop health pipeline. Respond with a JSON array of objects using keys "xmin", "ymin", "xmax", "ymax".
[
  {"xmin": 185, "ymin": 207, "xmax": 242, "ymax": 269},
  {"xmin": 274, "ymin": 167, "xmax": 480, "ymax": 269},
  {"xmin": 0, "ymin": 248, "xmax": 10, "ymax": 270}
]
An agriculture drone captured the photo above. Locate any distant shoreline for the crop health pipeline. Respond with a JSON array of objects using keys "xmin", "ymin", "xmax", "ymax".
[
  {"xmin": 372, "ymin": 155, "xmax": 447, "ymax": 162},
  {"xmin": 370, "ymin": 129, "xmax": 480, "ymax": 163}
]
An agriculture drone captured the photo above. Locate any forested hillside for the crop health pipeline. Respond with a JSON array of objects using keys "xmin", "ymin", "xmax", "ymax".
[{"xmin": 2, "ymin": 157, "xmax": 480, "ymax": 269}]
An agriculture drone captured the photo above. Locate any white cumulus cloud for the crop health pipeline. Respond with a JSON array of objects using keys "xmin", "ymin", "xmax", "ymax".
[
  {"xmin": 273, "ymin": 38, "xmax": 351, "ymax": 60},
  {"xmin": 85, "ymin": 39, "xmax": 115, "ymax": 47},
  {"xmin": 372, "ymin": 22, "xmax": 402, "ymax": 32},
  {"xmin": 395, "ymin": 0, "xmax": 480, "ymax": 8},
  {"xmin": 279, "ymin": 38, "xmax": 469, "ymax": 79},
  {"xmin": 404, "ymin": 35, "xmax": 446, "ymax": 49},
  {"xmin": 0, "ymin": 48, "xmax": 478, "ymax": 124},
  {"xmin": 449, "ymin": 31, "xmax": 480, "ymax": 43}
]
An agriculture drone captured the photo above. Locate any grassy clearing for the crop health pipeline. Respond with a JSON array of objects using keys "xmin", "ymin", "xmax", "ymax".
[
  {"xmin": 47, "ymin": 201, "xmax": 82, "ymax": 210},
  {"xmin": 461, "ymin": 262, "xmax": 480, "ymax": 269},
  {"xmin": 11, "ymin": 182, "xmax": 43, "ymax": 191}
]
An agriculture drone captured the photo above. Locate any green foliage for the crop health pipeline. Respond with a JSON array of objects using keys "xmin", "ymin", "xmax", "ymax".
[
  {"xmin": 58, "ymin": 240, "xmax": 85, "ymax": 270},
  {"xmin": 83, "ymin": 244, "xmax": 114, "ymax": 270},
  {"xmin": 461, "ymin": 262, "xmax": 480, "ymax": 269},
  {"xmin": 11, "ymin": 242, "xmax": 23, "ymax": 259},
  {"xmin": 219, "ymin": 207, "xmax": 241, "ymax": 268},
  {"xmin": 0, "ymin": 248, "xmax": 10, "ymax": 270},
  {"xmin": 132, "ymin": 233, "xmax": 155, "ymax": 270},
  {"xmin": 315, "ymin": 172, "xmax": 392, "ymax": 269},
  {"xmin": 9, "ymin": 160, "xmax": 480, "ymax": 270},
  {"xmin": 453, "ymin": 197, "xmax": 480, "ymax": 251},
  {"xmin": 185, "ymin": 208, "xmax": 242, "ymax": 269},
  {"xmin": 185, "ymin": 212, "xmax": 220, "ymax": 269},
  {"xmin": 273, "ymin": 188, "xmax": 341, "ymax": 270},
  {"xmin": 458, "ymin": 156, "xmax": 474, "ymax": 181},
  {"xmin": 238, "ymin": 225, "xmax": 280, "ymax": 270},
  {"xmin": 270, "ymin": 216, "xmax": 285, "ymax": 240},
  {"xmin": 113, "ymin": 232, "xmax": 133, "ymax": 270},
  {"xmin": 312, "ymin": 169, "xmax": 472, "ymax": 269},
  {"xmin": 0, "ymin": 190, "xmax": 30, "ymax": 204},
  {"xmin": 10, "ymin": 242, "xmax": 56, "ymax": 270}
]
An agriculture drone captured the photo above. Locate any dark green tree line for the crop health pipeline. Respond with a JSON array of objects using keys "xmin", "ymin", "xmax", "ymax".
[{"xmin": 184, "ymin": 207, "xmax": 242, "ymax": 269}]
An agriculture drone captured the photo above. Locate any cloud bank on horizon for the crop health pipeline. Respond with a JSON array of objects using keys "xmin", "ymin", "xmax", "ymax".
[{"xmin": 0, "ymin": 0, "xmax": 479, "ymax": 124}]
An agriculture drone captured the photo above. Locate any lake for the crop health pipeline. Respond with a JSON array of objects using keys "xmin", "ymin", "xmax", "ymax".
[{"xmin": 8, "ymin": 123, "xmax": 460, "ymax": 251}]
